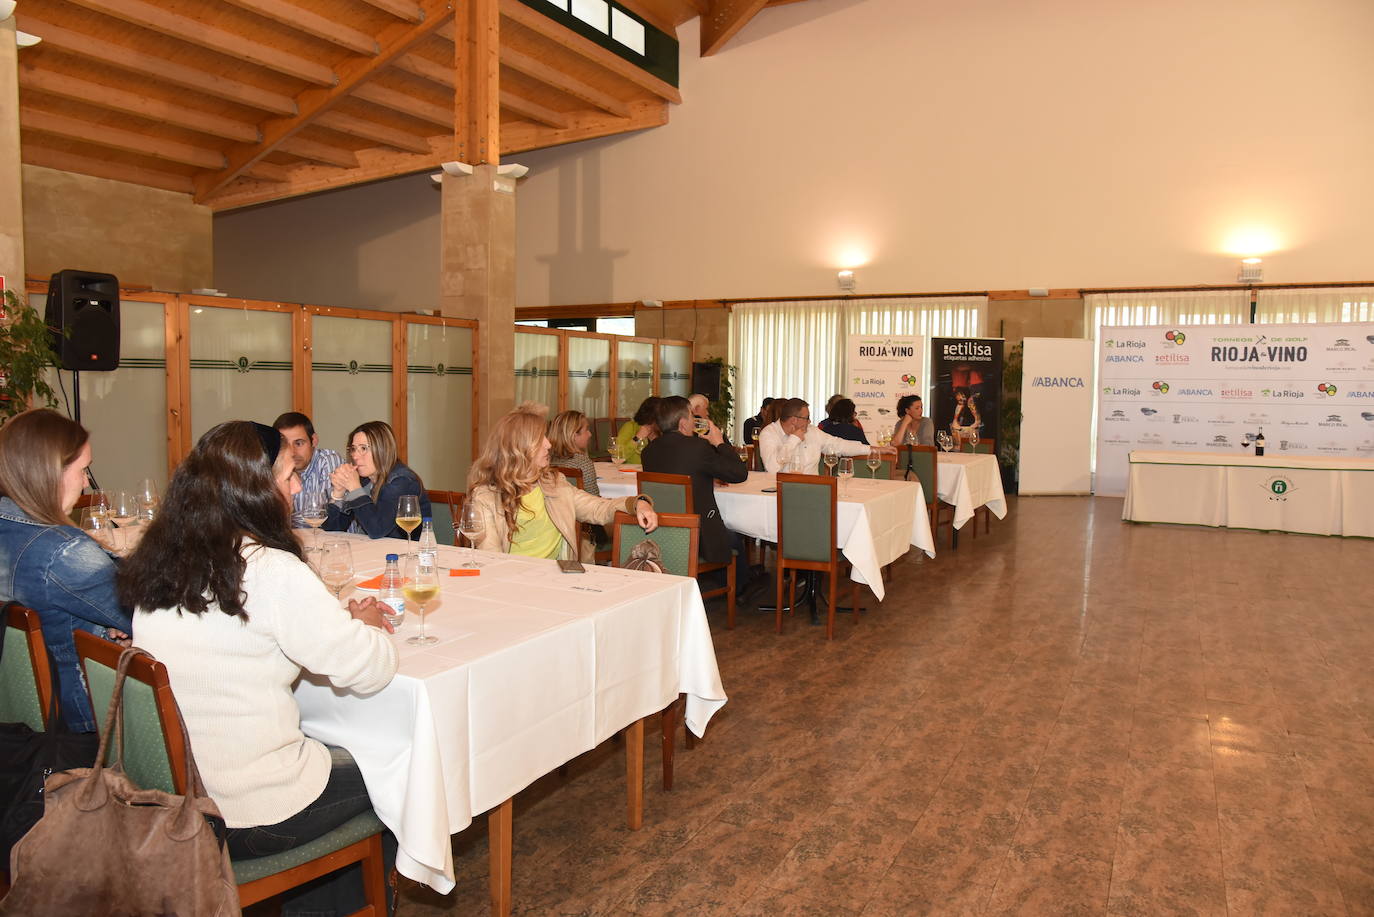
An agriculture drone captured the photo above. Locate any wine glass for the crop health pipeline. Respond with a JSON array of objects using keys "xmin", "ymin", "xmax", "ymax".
[
  {"xmin": 866, "ymin": 451, "xmax": 881, "ymax": 478},
  {"xmin": 838, "ymin": 457, "xmax": 854, "ymax": 495},
  {"xmin": 88, "ymin": 490, "xmax": 110, "ymax": 522},
  {"xmin": 968, "ymin": 431, "xmax": 980, "ymax": 453},
  {"xmin": 822, "ymin": 447, "xmax": 839, "ymax": 476},
  {"xmin": 135, "ymin": 478, "xmax": 159, "ymax": 508},
  {"xmin": 402, "ymin": 554, "xmax": 440, "ymax": 646},
  {"xmin": 608, "ymin": 438, "xmax": 624, "ymax": 467},
  {"xmin": 300, "ymin": 490, "xmax": 328, "ymax": 550},
  {"xmin": 750, "ymin": 427, "xmax": 761, "ymax": 445},
  {"xmin": 108, "ymin": 491, "xmax": 136, "ymax": 551},
  {"xmin": 395, "ymin": 494, "xmax": 421, "ymax": 556},
  {"xmin": 457, "ymin": 501, "xmax": 485, "ymax": 568},
  {"xmin": 80, "ymin": 507, "xmax": 113, "ymax": 551},
  {"xmin": 693, "ymin": 416, "xmax": 709, "ymax": 437},
  {"xmin": 317, "ymin": 540, "xmax": 354, "ymax": 600}
]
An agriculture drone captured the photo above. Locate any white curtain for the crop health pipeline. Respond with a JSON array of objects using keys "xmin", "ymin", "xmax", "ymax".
[
  {"xmin": 729, "ymin": 296, "xmax": 985, "ymax": 438},
  {"xmin": 1085, "ymin": 288, "xmax": 1251, "ymax": 336},
  {"xmin": 1255, "ymin": 287, "xmax": 1374, "ymax": 324}
]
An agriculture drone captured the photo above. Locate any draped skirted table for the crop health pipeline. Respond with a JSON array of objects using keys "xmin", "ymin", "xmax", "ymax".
[
  {"xmin": 594, "ymin": 464, "xmax": 936, "ymax": 600},
  {"xmin": 934, "ymin": 452, "xmax": 1009, "ymax": 530},
  {"xmin": 291, "ymin": 534, "xmax": 728, "ymax": 897},
  {"xmin": 1123, "ymin": 450, "xmax": 1374, "ymax": 537}
]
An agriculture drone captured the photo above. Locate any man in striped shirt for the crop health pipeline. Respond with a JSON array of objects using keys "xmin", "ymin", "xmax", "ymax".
[{"xmin": 273, "ymin": 412, "xmax": 342, "ymax": 527}]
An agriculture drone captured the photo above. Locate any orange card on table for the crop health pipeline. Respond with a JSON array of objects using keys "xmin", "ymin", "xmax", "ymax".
[
  {"xmin": 449, "ymin": 568, "xmax": 480, "ymax": 577},
  {"xmin": 356, "ymin": 574, "xmax": 384, "ymax": 589}
]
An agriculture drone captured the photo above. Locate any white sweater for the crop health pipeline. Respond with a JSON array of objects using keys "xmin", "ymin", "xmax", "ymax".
[{"xmin": 133, "ymin": 543, "xmax": 398, "ymax": 828}]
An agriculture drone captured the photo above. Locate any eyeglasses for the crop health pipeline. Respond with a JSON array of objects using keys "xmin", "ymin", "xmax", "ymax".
[{"xmin": 346, "ymin": 444, "xmax": 370, "ymax": 455}]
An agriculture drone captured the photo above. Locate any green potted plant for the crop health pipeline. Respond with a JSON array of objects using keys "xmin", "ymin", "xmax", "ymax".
[
  {"xmin": 0, "ymin": 287, "xmax": 60, "ymax": 421},
  {"xmin": 999, "ymin": 341, "xmax": 1023, "ymax": 494}
]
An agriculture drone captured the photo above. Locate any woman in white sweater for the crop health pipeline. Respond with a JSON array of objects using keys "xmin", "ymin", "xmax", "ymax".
[{"xmin": 121, "ymin": 420, "xmax": 397, "ymax": 914}]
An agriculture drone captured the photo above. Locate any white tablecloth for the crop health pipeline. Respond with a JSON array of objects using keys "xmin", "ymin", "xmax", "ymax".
[
  {"xmin": 595, "ymin": 464, "xmax": 935, "ymax": 600},
  {"xmin": 935, "ymin": 453, "xmax": 1008, "ymax": 529},
  {"xmin": 292, "ymin": 534, "xmax": 727, "ymax": 893},
  {"xmin": 1123, "ymin": 450, "xmax": 1374, "ymax": 537}
]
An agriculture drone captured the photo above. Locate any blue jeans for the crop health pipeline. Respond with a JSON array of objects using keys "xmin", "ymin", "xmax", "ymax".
[{"xmin": 227, "ymin": 747, "xmax": 395, "ymax": 917}]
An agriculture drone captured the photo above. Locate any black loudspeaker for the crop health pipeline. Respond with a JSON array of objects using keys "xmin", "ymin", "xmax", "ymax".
[
  {"xmin": 691, "ymin": 362, "xmax": 722, "ymax": 402},
  {"xmin": 46, "ymin": 270, "xmax": 120, "ymax": 371}
]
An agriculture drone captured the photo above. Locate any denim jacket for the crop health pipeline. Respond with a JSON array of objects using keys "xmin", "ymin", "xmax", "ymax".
[
  {"xmin": 0, "ymin": 497, "xmax": 132, "ymax": 732},
  {"xmin": 322, "ymin": 462, "xmax": 431, "ymax": 540}
]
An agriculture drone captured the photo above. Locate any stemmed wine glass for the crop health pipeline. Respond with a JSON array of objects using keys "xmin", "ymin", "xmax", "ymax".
[
  {"xmin": 395, "ymin": 494, "xmax": 421, "ymax": 556},
  {"xmin": 108, "ymin": 491, "xmax": 136, "ymax": 551},
  {"xmin": 837, "ymin": 457, "xmax": 854, "ymax": 496},
  {"xmin": 937, "ymin": 431, "xmax": 953, "ymax": 453},
  {"xmin": 80, "ymin": 507, "xmax": 113, "ymax": 551},
  {"xmin": 866, "ymin": 451, "xmax": 881, "ymax": 478},
  {"xmin": 88, "ymin": 489, "xmax": 110, "ymax": 522},
  {"xmin": 402, "ymin": 553, "xmax": 440, "ymax": 646},
  {"xmin": 318, "ymin": 540, "xmax": 354, "ymax": 600},
  {"xmin": 608, "ymin": 438, "xmax": 624, "ymax": 467},
  {"xmin": 968, "ymin": 431, "xmax": 980, "ymax": 453},
  {"xmin": 822, "ymin": 446, "xmax": 839, "ymax": 477},
  {"xmin": 457, "ymin": 502, "xmax": 485, "ymax": 568},
  {"xmin": 300, "ymin": 490, "xmax": 328, "ymax": 550}
]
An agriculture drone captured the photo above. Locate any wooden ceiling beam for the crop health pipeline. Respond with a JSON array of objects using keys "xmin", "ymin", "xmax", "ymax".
[
  {"xmin": 276, "ymin": 136, "xmax": 359, "ymax": 167},
  {"xmin": 17, "ymin": 16, "xmax": 298, "ymax": 115},
  {"xmin": 244, "ymin": 161, "xmax": 291, "ymax": 182},
  {"xmin": 314, "ymin": 110, "xmax": 432, "ymax": 153},
  {"xmin": 22, "ymin": 144, "xmax": 196, "ymax": 193},
  {"xmin": 392, "ymin": 52, "xmax": 455, "ymax": 89},
  {"xmin": 18, "ymin": 66, "xmax": 262, "ymax": 144},
  {"xmin": 20, "ymin": 108, "xmax": 227, "ymax": 170},
  {"xmin": 455, "ymin": 0, "xmax": 500, "ymax": 165},
  {"xmin": 499, "ymin": 46, "xmax": 631, "ymax": 118},
  {"xmin": 499, "ymin": 90, "xmax": 568, "ymax": 129},
  {"xmin": 700, "ymin": 0, "xmax": 768, "ymax": 56},
  {"xmin": 357, "ymin": 0, "xmax": 424, "ymax": 23},
  {"xmin": 501, "ymin": 98, "xmax": 666, "ymax": 155},
  {"xmin": 500, "ymin": 0, "xmax": 681, "ymax": 104},
  {"xmin": 353, "ymin": 83, "xmax": 452, "ymax": 127},
  {"xmin": 222, "ymin": 0, "xmax": 380, "ymax": 56},
  {"xmin": 64, "ymin": 0, "xmax": 338, "ymax": 85},
  {"xmin": 193, "ymin": 0, "xmax": 454, "ymax": 201}
]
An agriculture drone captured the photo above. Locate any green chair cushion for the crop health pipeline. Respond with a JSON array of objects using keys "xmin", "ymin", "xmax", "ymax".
[
  {"xmin": 429, "ymin": 502, "xmax": 456, "ymax": 546},
  {"xmin": 779, "ymin": 480, "xmax": 832, "ymax": 563},
  {"xmin": 231, "ymin": 810, "xmax": 384, "ymax": 884},
  {"xmin": 85, "ymin": 659, "xmax": 177, "ymax": 794},
  {"xmin": 616, "ymin": 523, "xmax": 694, "ymax": 577},
  {"xmin": 0, "ymin": 624, "xmax": 43, "ymax": 730},
  {"xmin": 905, "ymin": 451, "xmax": 938, "ymax": 505},
  {"xmin": 974, "ymin": 442, "xmax": 993, "ymax": 454},
  {"xmin": 640, "ymin": 479, "xmax": 688, "ymax": 515}
]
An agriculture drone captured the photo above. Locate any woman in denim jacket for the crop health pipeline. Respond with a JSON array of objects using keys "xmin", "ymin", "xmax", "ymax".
[
  {"xmin": 323, "ymin": 420, "xmax": 430, "ymax": 539},
  {"xmin": 0, "ymin": 409, "xmax": 132, "ymax": 732}
]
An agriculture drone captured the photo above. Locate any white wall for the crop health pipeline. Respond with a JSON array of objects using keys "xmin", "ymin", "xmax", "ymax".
[{"xmin": 215, "ymin": 0, "xmax": 1374, "ymax": 308}]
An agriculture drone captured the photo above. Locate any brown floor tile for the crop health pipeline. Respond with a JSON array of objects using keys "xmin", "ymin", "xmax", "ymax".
[
  {"xmin": 761, "ymin": 804, "xmax": 916, "ymax": 903},
  {"xmin": 1207, "ymin": 700, "xmax": 1293, "ymax": 755},
  {"xmin": 986, "ymin": 851, "xmax": 1113, "ymax": 914},
  {"xmin": 1292, "ymin": 734, "xmax": 1374, "ymax": 796}
]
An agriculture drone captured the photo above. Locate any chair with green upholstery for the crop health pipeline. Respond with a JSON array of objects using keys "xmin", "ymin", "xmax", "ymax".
[
  {"xmin": 972, "ymin": 438, "xmax": 995, "ymax": 455},
  {"xmin": 0, "ymin": 603, "xmax": 54, "ymax": 734},
  {"xmin": 611, "ymin": 511, "xmax": 702, "ymax": 790},
  {"xmin": 425, "ymin": 489, "xmax": 461, "ymax": 546},
  {"xmin": 635, "ymin": 472, "xmax": 735, "ymax": 625},
  {"xmin": 896, "ymin": 445, "xmax": 953, "ymax": 548},
  {"xmin": 74, "ymin": 631, "xmax": 388, "ymax": 914},
  {"xmin": 591, "ymin": 417, "xmax": 615, "ymax": 460},
  {"xmin": 775, "ymin": 473, "xmax": 860, "ymax": 640}
]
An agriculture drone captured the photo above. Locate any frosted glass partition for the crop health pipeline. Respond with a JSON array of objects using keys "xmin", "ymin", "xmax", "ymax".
[
  {"xmin": 189, "ymin": 305, "xmax": 293, "ymax": 443},
  {"xmin": 407, "ymin": 322, "xmax": 474, "ymax": 493},
  {"xmin": 514, "ymin": 331, "xmax": 559, "ymax": 415},
  {"xmin": 567, "ymin": 335, "xmax": 611, "ymax": 454},
  {"xmin": 33, "ymin": 293, "xmax": 169, "ymax": 490},
  {"xmin": 660, "ymin": 344, "xmax": 691, "ymax": 398},
  {"xmin": 311, "ymin": 314, "xmax": 394, "ymax": 453},
  {"xmin": 616, "ymin": 340, "xmax": 655, "ymax": 419}
]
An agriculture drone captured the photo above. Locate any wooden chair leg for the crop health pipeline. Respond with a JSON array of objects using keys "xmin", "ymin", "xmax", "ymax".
[
  {"xmin": 660, "ymin": 702, "xmax": 676, "ymax": 791},
  {"xmin": 826, "ymin": 568, "xmax": 836, "ymax": 640},
  {"xmin": 359, "ymin": 833, "xmax": 388, "ymax": 917},
  {"xmin": 775, "ymin": 564, "xmax": 785, "ymax": 634},
  {"xmin": 726, "ymin": 559, "xmax": 736, "ymax": 630}
]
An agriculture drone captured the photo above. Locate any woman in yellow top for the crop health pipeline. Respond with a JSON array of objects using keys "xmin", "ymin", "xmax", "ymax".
[
  {"xmin": 614, "ymin": 397, "xmax": 661, "ymax": 465},
  {"xmin": 467, "ymin": 409, "xmax": 658, "ymax": 560}
]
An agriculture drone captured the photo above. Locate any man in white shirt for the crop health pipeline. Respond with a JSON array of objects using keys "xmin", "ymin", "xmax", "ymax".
[{"xmin": 759, "ymin": 398, "xmax": 892, "ymax": 473}]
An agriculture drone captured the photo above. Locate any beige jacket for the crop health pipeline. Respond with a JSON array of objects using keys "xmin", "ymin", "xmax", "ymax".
[{"xmin": 467, "ymin": 473, "xmax": 644, "ymax": 561}]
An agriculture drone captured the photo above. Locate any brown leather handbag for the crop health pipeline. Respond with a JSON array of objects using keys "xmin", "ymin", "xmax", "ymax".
[{"xmin": 1, "ymin": 647, "xmax": 240, "ymax": 916}]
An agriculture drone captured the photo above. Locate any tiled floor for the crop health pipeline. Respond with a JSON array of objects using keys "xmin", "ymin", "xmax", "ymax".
[{"xmin": 399, "ymin": 496, "xmax": 1374, "ymax": 915}]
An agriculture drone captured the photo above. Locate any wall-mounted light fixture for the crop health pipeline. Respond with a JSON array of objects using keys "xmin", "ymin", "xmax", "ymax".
[
  {"xmin": 1238, "ymin": 257, "xmax": 1263, "ymax": 283},
  {"xmin": 837, "ymin": 269, "xmax": 856, "ymax": 293}
]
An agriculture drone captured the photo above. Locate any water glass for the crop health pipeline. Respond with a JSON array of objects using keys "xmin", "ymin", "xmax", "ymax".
[
  {"xmin": 318, "ymin": 540, "xmax": 354, "ymax": 599},
  {"xmin": 838, "ymin": 457, "xmax": 854, "ymax": 495},
  {"xmin": 866, "ymin": 452, "xmax": 881, "ymax": 478},
  {"xmin": 300, "ymin": 490, "xmax": 328, "ymax": 549},
  {"xmin": 457, "ymin": 502, "xmax": 485, "ymax": 568},
  {"xmin": 80, "ymin": 507, "xmax": 113, "ymax": 550}
]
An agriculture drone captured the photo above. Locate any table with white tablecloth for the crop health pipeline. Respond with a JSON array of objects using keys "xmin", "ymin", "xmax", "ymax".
[
  {"xmin": 594, "ymin": 464, "xmax": 935, "ymax": 600},
  {"xmin": 935, "ymin": 453, "xmax": 1008, "ymax": 529},
  {"xmin": 292, "ymin": 534, "xmax": 727, "ymax": 895},
  {"xmin": 1123, "ymin": 450, "xmax": 1374, "ymax": 537}
]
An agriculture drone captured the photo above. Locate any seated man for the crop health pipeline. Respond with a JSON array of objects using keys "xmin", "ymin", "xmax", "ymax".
[
  {"xmin": 641, "ymin": 396, "xmax": 750, "ymax": 594},
  {"xmin": 759, "ymin": 398, "xmax": 888, "ymax": 473},
  {"xmin": 688, "ymin": 394, "xmax": 731, "ymax": 446},
  {"xmin": 273, "ymin": 411, "xmax": 342, "ymax": 527}
]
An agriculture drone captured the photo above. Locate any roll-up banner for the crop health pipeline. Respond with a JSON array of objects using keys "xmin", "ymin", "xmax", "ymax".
[
  {"xmin": 1095, "ymin": 322, "xmax": 1374, "ymax": 495},
  {"xmin": 931, "ymin": 337, "xmax": 1004, "ymax": 447},
  {"xmin": 1019, "ymin": 337, "xmax": 1095, "ymax": 494},
  {"xmin": 846, "ymin": 333, "xmax": 925, "ymax": 440}
]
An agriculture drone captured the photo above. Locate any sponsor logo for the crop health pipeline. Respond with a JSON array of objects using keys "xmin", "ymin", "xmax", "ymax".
[
  {"xmin": 1151, "ymin": 381, "xmax": 1170, "ymax": 394},
  {"xmin": 1107, "ymin": 354, "xmax": 1145, "ymax": 363},
  {"xmin": 1210, "ymin": 434, "xmax": 1231, "ymax": 447},
  {"xmin": 1155, "ymin": 353, "xmax": 1191, "ymax": 364},
  {"xmin": 1176, "ymin": 387, "xmax": 1214, "ymax": 396},
  {"xmin": 1262, "ymin": 475, "xmax": 1296, "ymax": 501},
  {"xmin": 1319, "ymin": 384, "xmax": 1341, "ymax": 397},
  {"xmin": 1105, "ymin": 410, "xmax": 1128, "ymax": 421},
  {"xmin": 1318, "ymin": 414, "xmax": 1347, "ymax": 427},
  {"xmin": 1220, "ymin": 387, "xmax": 1254, "ymax": 399},
  {"xmin": 1368, "ymin": 336, "xmax": 1374, "ymax": 345},
  {"xmin": 1104, "ymin": 339, "xmax": 1146, "ymax": 348},
  {"xmin": 899, "ymin": 374, "xmax": 919, "ymax": 387},
  {"xmin": 1244, "ymin": 411, "xmax": 1270, "ymax": 425},
  {"xmin": 1327, "ymin": 337, "xmax": 1356, "ymax": 352},
  {"xmin": 1363, "ymin": 412, "xmax": 1374, "ymax": 422},
  {"xmin": 939, "ymin": 341, "xmax": 992, "ymax": 359},
  {"xmin": 1259, "ymin": 388, "xmax": 1304, "ymax": 399},
  {"xmin": 1169, "ymin": 438, "xmax": 1200, "ymax": 446},
  {"xmin": 1209, "ymin": 344, "xmax": 1308, "ymax": 364},
  {"xmin": 1278, "ymin": 440, "xmax": 1308, "ymax": 451},
  {"xmin": 1279, "ymin": 418, "xmax": 1311, "ymax": 427},
  {"xmin": 1139, "ymin": 408, "xmax": 1158, "ymax": 416},
  {"xmin": 1171, "ymin": 413, "xmax": 1199, "ymax": 424},
  {"xmin": 854, "ymin": 376, "xmax": 887, "ymax": 386},
  {"xmin": 857, "ymin": 339, "xmax": 919, "ymax": 358},
  {"xmin": 1103, "ymin": 386, "xmax": 1141, "ymax": 396},
  {"xmin": 1104, "ymin": 434, "xmax": 1131, "ymax": 445},
  {"xmin": 1138, "ymin": 432, "xmax": 1164, "ymax": 445},
  {"xmin": 235, "ymin": 356, "xmax": 251, "ymax": 374},
  {"xmin": 1164, "ymin": 329, "xmax": 1187, "ymax": 346},
  {"xmin": 1351, "ymin": 391, "xmax": 1374, "ymax": 399},
  {"xmin": 1030, "ymin": 376, "xmax": 1084, "ymax": 387}
]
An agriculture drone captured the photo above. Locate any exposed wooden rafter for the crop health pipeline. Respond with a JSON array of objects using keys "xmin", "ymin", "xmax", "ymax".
[
  {"xmin": 353, "ymin": 83, "xmax": 452, "ymax": 127},
  {"xmin": 357, "ymin": 0, "xmax": 424, "ymax": 23},
  {"xmin": 22, "ymin": 144, "xmax": 197, "ymax": 193},
  {"xmin": 393, "ymin": 52, "xmax": 455, "ymax": 89},
  {"xmin": 276, "ymin": 136, "xmax": 360, "ymax": 168},
  {"xmin": 700, "ymin": 0, "xmax": 768, "ymax": 57},
  {"xmin": 499, "ymin": 90, "xmax": 568, "ymax": 129},
  {"xmin": 221, "ymin": 0, "xmax": 380, "ymax": 56},
  {"xmin": 314, "ymin": 111, "xmax": 433, "ymax": 154},
  {"xmin": 499, "ymin": 46, "xmax": 631, "ymax": 118},
  {"xmin": 20, "ymin": 108, "xmax": 227, "ymax": 169}
]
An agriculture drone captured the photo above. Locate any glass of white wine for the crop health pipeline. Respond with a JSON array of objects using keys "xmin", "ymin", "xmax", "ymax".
[
  {"xmin": 80, "ymin": 507, "xmax": 113, "ymax": 551},
  {"xmin": 300, "ymin": 491, "xmax": 328, "ymax": 548},
  {"xmin": 838, "ymin": 457, "xmax": 854, "ymax": 496},
  {"xmin": 108, "ymin": 490, "xmax": 136, "ymax": 552},
  {"xmin": 867, "ymin": 451, "xmax": 881, "ymax": 478},
  {"xmin": 402, "ymin": 554, "xmax": 440, "ymax": 646},
  {"xmin": 318, "ymin": 540, "xmax": 354, "ymax": 600},
  {"xmin": 822, "ymin": 447, "xmax": 839, "ymax": 476},
  {"xmin": 608, "ymin": 438, "xmax": 624, "ymax": 467},
  {"xmin": 395, "ymin": 494, "xmax": 422, "ymax": 556}
]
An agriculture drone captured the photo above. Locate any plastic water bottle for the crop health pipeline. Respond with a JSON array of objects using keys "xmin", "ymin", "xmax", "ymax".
[
  {"xmin": 418, "ymin": 517, "xmax": 437, "ymax": 567},
  {"xmin": 379, "ymin": 553, "xmax": 404, "ymax": 629}
]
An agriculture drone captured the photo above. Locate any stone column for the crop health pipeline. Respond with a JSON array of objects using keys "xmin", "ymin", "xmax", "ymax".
[
  {"xmin": 0, "ymin": 19, "xmax": 25, "ymax": 294},
  {"xmin": 439, "ymin": 164, "xmax": 517, "ymax": 445}
]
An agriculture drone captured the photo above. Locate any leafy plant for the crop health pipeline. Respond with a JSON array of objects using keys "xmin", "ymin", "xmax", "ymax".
[
  {"xmin": 699, "ymin": 354, "xmax": 737, "ymax": 434},
  {"xmin": 0, "ymin": 288, "xmax": 59, "ymax": 422},
  {"xmin": 1000, "ymin": 342, "xmax": 1023, "ymax": 478}
]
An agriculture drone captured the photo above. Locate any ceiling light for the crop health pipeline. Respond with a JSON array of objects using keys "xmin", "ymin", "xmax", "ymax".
[
  {"xmin": 837, "ymin": 270, "xmax": 856, "ymax": 293},
  {"xmin": 1238, "ymin": 258, "xmax": 1263, "ymax": 283}
]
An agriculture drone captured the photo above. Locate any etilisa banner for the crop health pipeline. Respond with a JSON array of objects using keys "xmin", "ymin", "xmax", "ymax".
[
  {"xmin": 931, "ymin": 337, "xmax": 1004, "ymax": 447},
  {"xmin": 1095, "ymin": 322, "xmax": 1374, "ymax": 494},
  {"xmin": 846, "ymin": 334, "xmax": 924, "ymax": 440}
]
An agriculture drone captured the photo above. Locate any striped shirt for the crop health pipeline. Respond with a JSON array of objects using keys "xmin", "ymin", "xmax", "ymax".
[{"xmin": 293, "ymin": 448, "xmax": 342, "ymax": 526}]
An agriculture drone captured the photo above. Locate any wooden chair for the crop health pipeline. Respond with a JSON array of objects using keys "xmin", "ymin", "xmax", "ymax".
[
  {"xmin": 635, "ymin": 471, "xmax": 736, "ymax": 627},
  {"xmin": 611, "ymin": 511, "xmax": 702, "ymax": 791},
  {"xmin": 0, "ymin": 603, "xmax": 55, "ymax": 732},
  {"xmin": 74, "ymin": 632, "xmax": 389, "ymax": 916},
  {"xmin": 775, "ymin": 473, "xmax": 861, "ymax": 640},
  {"xmin": 591, "ymin": 417, "xmax": 615, "ymax": 460},
  {"xmin": 896, "ymin": 445, "xmax": 954, "ymax": 548},
  {"xmin": 553, "ymin": 465, "xmax": 612, "ymax": 564},
  {"xmin": 425, "ymin": 489, "xmax": 463, "ymax": 546},
  {"xmin": 965, "ymin": 437, "xmax": 995, "ymax": 455}
]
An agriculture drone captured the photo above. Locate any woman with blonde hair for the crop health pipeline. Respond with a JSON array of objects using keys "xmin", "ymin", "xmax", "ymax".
[
  {"xmin": 468, "ymin": 409, "xmax": 657, "ymax": 560},
  {"xmin": 548, "ymin": 409, "xmax": 600, "ymax": 497},
  {"xmin": 324, "ymin": 419, "xmax": 430, "ymax": 539}
]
